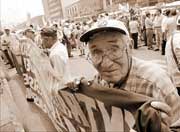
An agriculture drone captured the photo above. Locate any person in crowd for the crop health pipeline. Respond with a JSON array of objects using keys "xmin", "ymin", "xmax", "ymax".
[
  {"xmin": 22, "ymin": 28, "xmax": 38, "ymax": 102},
  {"xmin": 164, "ymin": 9, "xmax": 178, "ymax": 41},
  {"xmin": 68, "ymin": 19, "xmax": 180, "ymax": 131},
  {"xmin": 161, "ymin": 9, "xmax": 171, "ymax": 55},
  {"xmin": 40, "ymin": 27, "xmax": 69, "ymax": 81},
  {"xmin": 75, "ymin": 26, "xmax": 85, "ymax": 56},
  {"xmin": 141, "ymin": 14, "xmax": 147, "ymax": 46},
  {"xmin": 91, "ymin": 15, "xmax": 98, "ymax": 27},
  {"xmin": 166, "ymin": 15, "xmax": 180, "ymax": 96},
  {"xmin": 104, "ymin": 13, "xmax": 109, "ymax": 20},
  {"xmin": 24, "ymin": 28, "xmax": 36, "ymax": 42},
  {"xmin": 52, "ymin": 23, "xmax": 64, "ymax": 42},
  {"xmin": 145, "ymin": 12, "xmax": 154, "ymax": 50},
  {"xmin": 63, "ymin": 23, "xmax": 73, "ymax": 57},
  {"xmin": 129, "ymin": 16, "xmax": 139, "ymax": 49},
  {"xmin": 0, "ymin": 29, "xmax": 7, "ymax": 64},
  {"xmin": 153, "ymin": 9, "xmax": 164, "ymax": 51},
  {"xmin": 1, "ymin": 27, "xmax": 18, "ymax": 67}
]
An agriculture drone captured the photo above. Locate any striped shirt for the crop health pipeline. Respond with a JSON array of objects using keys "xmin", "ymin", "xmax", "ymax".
[
  {"xmin": 95, "ymin": 57, "xmax": 180, "ymax": 125},
  {"xmin": 166, "ymin": 31, "xmax": 180, "ymax": 88}
]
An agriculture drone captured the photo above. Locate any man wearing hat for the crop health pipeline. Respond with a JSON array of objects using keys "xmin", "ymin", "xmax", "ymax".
[
  {"xmin": 166, "ymin": 15, "xmax": 180, "ymax": 96},
  {"xmin": 24, "ymin": 28, "xmax": 36, "ymax": 42},
  {"xmin": 1, "ymin": 27, "xmax": 17, "ymax": 67},
  {"xmin": 40, "ymin": 27, "xmax": 69, "ymax": 81},
  {"xmin": 68, "ymin": 19, "xmax": 180, "ymax": 131},
  {"xmin": 21, "ymin": 28, "xmax": 37, "ymax": 102}
]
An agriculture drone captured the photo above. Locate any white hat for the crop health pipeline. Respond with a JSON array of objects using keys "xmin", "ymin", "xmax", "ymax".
[
  {"xmin": 4, "ymin": 26, "xmax": 11, "ymax": 30},
  {"xmin": 177, "ymin": 15, "xmax": 180, "ymax": 26},
  {"xmin": 80, "ymin": 19, "xmax": 129, "ymax": 42}
]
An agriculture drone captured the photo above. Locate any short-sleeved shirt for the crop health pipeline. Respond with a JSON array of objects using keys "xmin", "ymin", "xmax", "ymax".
[
  {"xmin": 49, "ymin": 41, "xmax": 69, "ymax": 81},
  {"xmin": 129, "ymin": 20, "xmax": 139, "ymax": 34},
  {"xmin": 145, "ymin": 17, "xmax": 153, "ymax": 29},
  {"xmin": 1, "ymin": 34, "xmax": 18, "ymax": 51},
  {"xmin": 153, "ymin": 15, "xmax": 164, "ymax": 28},
  {"xmin": 161, "ymin": 16, "xmax": 168, "ymax": 33}
]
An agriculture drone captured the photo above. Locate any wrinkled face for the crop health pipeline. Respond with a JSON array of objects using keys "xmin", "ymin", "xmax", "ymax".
[
  {"xmin": 89, "ymin": 31, "xmax": 130, "ymax": 83},
  {"xmin": 41, "ymin": 36, "xmax": 55, "ymax": 49}
]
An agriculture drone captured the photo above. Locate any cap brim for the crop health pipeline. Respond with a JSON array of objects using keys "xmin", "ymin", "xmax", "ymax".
[{"xmin": 80, "ymin": 27, "xmax": 126, "ymax": 42}]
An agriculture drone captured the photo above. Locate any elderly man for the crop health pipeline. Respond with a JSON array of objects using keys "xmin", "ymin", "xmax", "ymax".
[
  {"xmin": 166, "ymin": 15, "xmax": 180, "ymax": 95},
  {"xmin": 40, "ymin": 27, "xmax": 69, "ymax": 81},
  {"xmin": 68, "ymin": 19, "xmax": 180, "ymax": 131}
]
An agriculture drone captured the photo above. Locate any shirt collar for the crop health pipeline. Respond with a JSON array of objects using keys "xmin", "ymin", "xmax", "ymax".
[{"xmin": 50, "ymin": 40, "xmax": 59, "ymax": 51}]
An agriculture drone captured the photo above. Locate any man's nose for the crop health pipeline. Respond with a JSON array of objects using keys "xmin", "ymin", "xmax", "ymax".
[{"xmin": 98, "ymin": 56, "xmax": 113, "ymax": 69}]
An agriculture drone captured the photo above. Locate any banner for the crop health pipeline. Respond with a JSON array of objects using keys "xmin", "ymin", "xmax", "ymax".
[{"xmin": 19, "ymin": 42, "xmax": 135, "ymax": 131}]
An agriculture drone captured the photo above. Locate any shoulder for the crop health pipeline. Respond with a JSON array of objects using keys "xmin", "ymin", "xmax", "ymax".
[
  {"xmin": 50, "ymin": 42, "xmax": 68, "ymax": 60},
  {"xmin": 133, "ymin": 57, "xmax": 174, "ymax": 90}
]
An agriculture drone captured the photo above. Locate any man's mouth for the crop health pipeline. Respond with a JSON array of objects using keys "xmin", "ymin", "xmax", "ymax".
[{"xmin": 101, "ymin": 68, "xmax": 118, "ymax": 73}]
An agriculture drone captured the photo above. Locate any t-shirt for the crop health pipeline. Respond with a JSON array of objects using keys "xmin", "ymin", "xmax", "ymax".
[
  {"xmin": 129, "ymin": 20, "xmax": 139, "ymax": 33},
  {"xmin": 49, "ymin": 41, "xmax": 70, "ymax": 81}
]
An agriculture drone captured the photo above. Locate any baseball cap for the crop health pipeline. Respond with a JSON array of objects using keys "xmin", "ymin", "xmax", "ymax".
[
  {"xmin": 177, "ymin": 15, "xmax": 180, "ymax": 26},
  {"xmin": 80, "ymin": 19, "xmax": 129, "ymax": 43},
  {"xmin": 4, "ymin": 26, "xmax": 11, "ymax": 30},
  {"xmin": 40, "ymin": 27, "xmax": 57, "ymax": 37}
]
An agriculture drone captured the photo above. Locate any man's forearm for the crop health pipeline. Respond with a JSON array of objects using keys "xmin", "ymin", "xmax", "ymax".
[{"xmin": 78, "ymin": 83, "xmax": 152, "ymax": 112}]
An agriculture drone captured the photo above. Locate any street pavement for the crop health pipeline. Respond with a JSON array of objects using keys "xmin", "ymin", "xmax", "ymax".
[{"xmin": 4, "ymin": 45, "xmax": 167, "ymax": 131}]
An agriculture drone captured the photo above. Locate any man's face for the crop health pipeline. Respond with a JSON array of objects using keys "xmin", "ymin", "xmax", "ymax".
[
  {"xmin": 26, "ymin": 31, "xmax": 35, "ymax": 40},
  {"xmin": 5, "ymin": 29, "xmax": 10, "ymax": 35},
  {"xmin": 89, "ymin": 31, "xmax": 130, "ymax": 83},
  {"xmin": 156, "ymin": 10, "xmax": 160, "ymax": 16},
  {"xmin": 41, "ymin": 36, "xmax": 54, "ymax": 49}
]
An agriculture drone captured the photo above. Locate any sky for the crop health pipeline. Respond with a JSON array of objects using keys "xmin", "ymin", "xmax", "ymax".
[
  {"xmin": 1, "ymin": 0, "xmax": 44, "ymax": 25},
  {"xmin": 1, "ymin": 0, "xmax": 79, "ymax": 26}
]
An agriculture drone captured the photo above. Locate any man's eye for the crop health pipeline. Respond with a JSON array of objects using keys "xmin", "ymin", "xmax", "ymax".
[{"xmin": 111, "ymin": 48, "xmax": 119, "ymax": 52}]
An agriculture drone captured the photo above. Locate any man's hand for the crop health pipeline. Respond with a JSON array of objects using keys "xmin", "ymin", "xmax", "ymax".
[{"xmin": 151, "ymin": 101, "xmax": 172, "ymax": 126}]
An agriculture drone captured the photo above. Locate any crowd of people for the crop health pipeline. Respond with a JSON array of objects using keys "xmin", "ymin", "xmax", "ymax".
[{"xmin": 1, "ymin": 7, "xmax": 180, "ymax": 132}]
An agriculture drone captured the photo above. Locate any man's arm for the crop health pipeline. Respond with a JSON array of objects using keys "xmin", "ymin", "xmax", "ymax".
[
  {"xmin": 66, "ymin": 79, "xmax": 152, "ymax": 112},
  {"xmin": 50, "ymin": 55, "xmax": 66, "ymax": 79}
]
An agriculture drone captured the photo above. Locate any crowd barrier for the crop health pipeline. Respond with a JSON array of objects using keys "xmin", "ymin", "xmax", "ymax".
[{"xmin": 11, "ymin": 41, "xmax": 137, "ymax": 131}]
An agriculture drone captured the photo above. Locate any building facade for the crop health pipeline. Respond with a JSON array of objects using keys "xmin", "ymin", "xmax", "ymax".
[
  {"xmin": 42, "ymin": 0, "xmax": 64, "ymax": 21},
  {"xmin": 65, "ymin": 0, "xmax": 104, "ymax": 18},
  {"xmin": 64, "ymin": 0, "xmax": 177, "ymax": 19},
  {"xmin": 104, "ymin": 0, "xmax": 176, "ymax": 10},
  {"xmin": 65, "ymin": 1, "xmax": 80, "ymax": 18}
]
